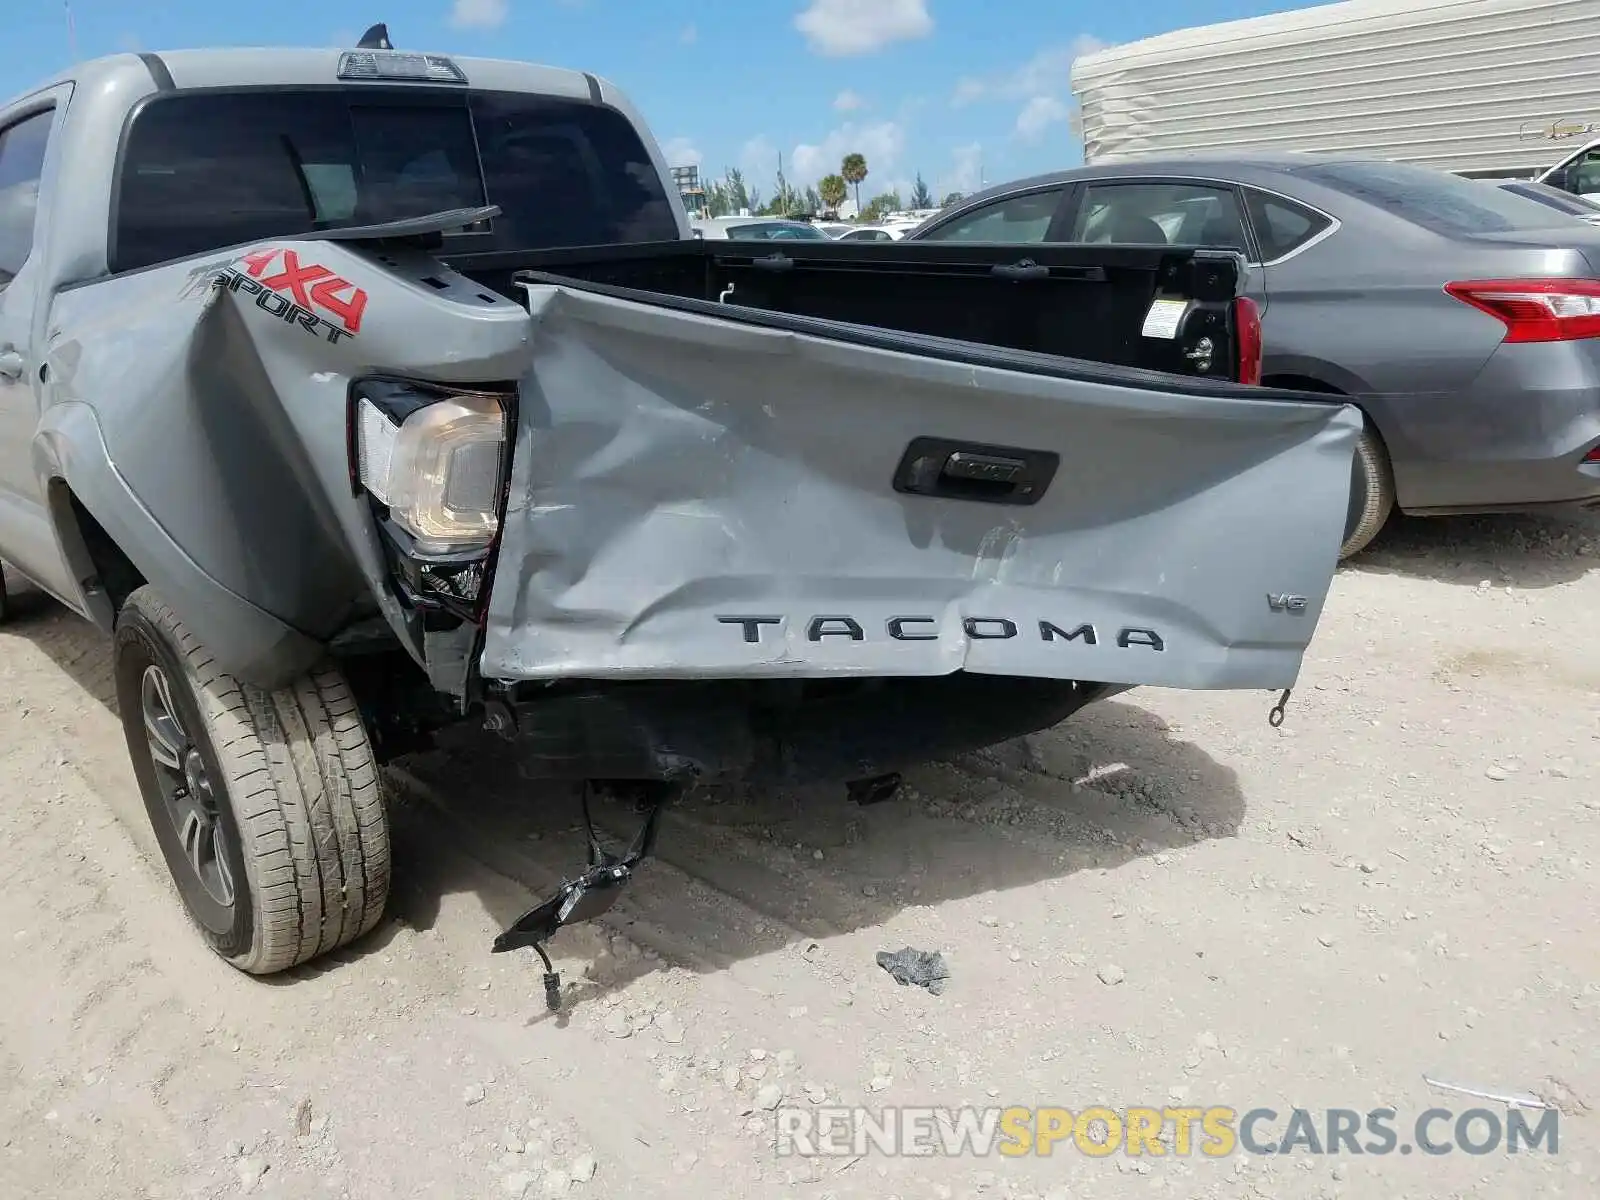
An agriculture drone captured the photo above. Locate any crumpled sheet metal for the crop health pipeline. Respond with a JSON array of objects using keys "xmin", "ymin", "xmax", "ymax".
[{"xmin": 480, "ymin": 284, "xmax": 1361, "ymax": 691}]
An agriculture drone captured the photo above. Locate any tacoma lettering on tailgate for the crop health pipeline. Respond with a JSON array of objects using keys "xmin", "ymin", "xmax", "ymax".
[{"xmin": 716, "ymin": 615, "xmax": 1167, "ymax": 651}]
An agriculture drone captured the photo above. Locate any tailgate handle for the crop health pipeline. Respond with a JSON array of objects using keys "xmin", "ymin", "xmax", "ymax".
[
  {"xmin": 892, "ymin": 437, "xmax": 1060, "ymax": 506},
  {"xmin": 991, "ymin": 259, "xmax": 1049, "ymax": 282},
  {"xmin": 943, "ymin": 451, "xmax": 1026, "ymax": 482},
  {"xmin": 749, "ymin": 253, "xmax": 795, "ymax": 272}
]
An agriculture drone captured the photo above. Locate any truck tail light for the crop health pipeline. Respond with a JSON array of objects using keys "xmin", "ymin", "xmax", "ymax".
[
  {"xmin": 1444, "ymin": 278, "xmax": 1600, "ymax": 343},
  {"xmin": 353, "ymin": 380, "xmax": 507, "ymax": 554},
  {"xmin": 348, "ymin": 377, "xmax": 513, "ymax": 618},
  {"xmin": 1234, "ymin": 296, "xmax": 1263, "ymax": 385}
]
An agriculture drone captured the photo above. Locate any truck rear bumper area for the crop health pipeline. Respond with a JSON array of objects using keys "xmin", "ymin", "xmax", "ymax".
[{"xmin": 485, "ymin": 674, "xmax": 1127, "ymax": 786}]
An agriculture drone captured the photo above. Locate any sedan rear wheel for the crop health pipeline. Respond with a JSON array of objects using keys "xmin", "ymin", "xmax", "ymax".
[{"xmin": 1341, "ymin": 424, "xmax": 1395, "ymax": 560}]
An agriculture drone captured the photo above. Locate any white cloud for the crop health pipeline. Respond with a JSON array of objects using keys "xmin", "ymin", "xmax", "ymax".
[
  {"xmin": 951, "ymin": 35, "xmax": 1108, "ymax": 107},
  {"xmin": 948, "ymin": 36, "xmax": 1109, "ymax": 147},
  {"xmin": 1016, "ymin": 95, "xmax": 1071, "ymax": 141},
  {"xmin": 790, "ymin": 120, "xmax": 906, "ymax": 188},
  {"xmin": 950, "ymin": 78, "xmax": 987, "ymax": 107},
  {"xmin": 661, "ymin": 137, "xmax": 702, "ymax": 167},
  {"xmin": 450, "ymin": 0, "xmax": 508, "ymax": 31},
  {"xmin": 941, "ymin": 142, "xmax": 984, "ymax": 197},
  {"xmin": 833, "ymin": 89, "xmax": 865, "ymax": 112},
  {"xmin": 679, "ymin": 23, "xmax": 698, "ymax": 45},
  {"xmin": 795, "ymin": 0, "xmax": 933, "ymax": 57},
  {"xmin": 740, "ymin": 135, "xmax": 778, "ymax": 179},
  {"xmin": 879, "ymin": 177, "xmax": 915, "ymax": 204}
]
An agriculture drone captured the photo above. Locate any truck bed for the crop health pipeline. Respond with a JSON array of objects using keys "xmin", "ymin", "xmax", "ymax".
[
  {"xmin": 442, "ymin": 236, "xmax": 1364, "ymax": 697},
  {"xmin": 450, "ymin": 238, "xmax": 1252, "ymax": 385}
]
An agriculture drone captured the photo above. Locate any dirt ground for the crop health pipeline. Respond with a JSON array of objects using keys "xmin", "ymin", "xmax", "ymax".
[{"xmin": 2, "ymin": 508, "xmax": 1598, "ymax": 1200}]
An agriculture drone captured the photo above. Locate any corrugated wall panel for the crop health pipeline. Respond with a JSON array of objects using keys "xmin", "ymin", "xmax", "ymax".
[{"xmin": 1070, "ymin": 0, "xmax": 1600, "ymax": 174}]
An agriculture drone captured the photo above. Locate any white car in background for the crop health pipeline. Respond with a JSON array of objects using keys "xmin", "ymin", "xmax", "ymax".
[
  {"xmin": 835, "ymin": 224, "xmax": 906, "ymax": 242},
  {"xmin": 689, "ymin": 216, "xmax": 833, "ymax": 241}
]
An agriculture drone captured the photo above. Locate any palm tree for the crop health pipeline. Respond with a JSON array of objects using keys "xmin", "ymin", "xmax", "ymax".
[
  {"xmin": 819, "ymin": 173, "xmax": 847, "ymax": 214},
  {"xmin": 840, "ymin": 153, "xmax": 868, "ymax": 215}
]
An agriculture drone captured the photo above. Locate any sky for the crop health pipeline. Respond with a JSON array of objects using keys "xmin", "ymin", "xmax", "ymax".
[{"xmin": 6, "ymin": 0, "xmax": 1313, "ymax": 204}]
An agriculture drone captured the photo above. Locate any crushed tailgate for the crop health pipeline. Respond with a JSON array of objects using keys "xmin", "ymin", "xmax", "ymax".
[{"xmin": 480, "ymin": 283, "xmax": 1360, "ymax": 690}]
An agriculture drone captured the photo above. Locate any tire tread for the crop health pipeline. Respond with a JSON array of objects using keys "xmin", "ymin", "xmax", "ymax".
[{"xmin": 119, "ymin": 588, "xmax": 389, "ymax": 974}]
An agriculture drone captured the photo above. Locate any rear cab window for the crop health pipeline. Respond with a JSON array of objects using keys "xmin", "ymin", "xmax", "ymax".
[
  {"xmin": 111, "ymin": 88, "xmax": 680, "ymax": 273},
  {"xmin": 1291, "ymin": 160, "xmax": 1572, "ymax": 235}
]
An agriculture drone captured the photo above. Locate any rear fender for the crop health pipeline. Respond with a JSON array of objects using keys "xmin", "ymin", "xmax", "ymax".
[
  {"xmin": 33, "ymin": 402, "xmax": 325, "ymax": 689},
  {"xmin": 37, "ymin": 238, "xmax": 529, "ymax": 691}
]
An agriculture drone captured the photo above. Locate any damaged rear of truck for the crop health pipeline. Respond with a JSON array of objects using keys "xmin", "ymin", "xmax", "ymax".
[{"xmin": 0, "ymin": 43, "xmax": 1360, "ymax": 985}]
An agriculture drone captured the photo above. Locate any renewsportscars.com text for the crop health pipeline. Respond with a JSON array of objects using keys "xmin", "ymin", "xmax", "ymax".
[{"xmin": 775, "ymin": 1104, "xmax": 1560, "ymax": 1159}]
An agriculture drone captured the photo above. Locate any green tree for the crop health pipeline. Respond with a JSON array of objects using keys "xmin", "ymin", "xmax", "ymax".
[
  {"xmin": 771, "ymin": 159, "xmax": 800, "ymax": 216},
  {"xmin": 803, "ymin": 185, "xmax": 822, "ymax": 214},
  {"xmin": 724, "ymin": 167, "xmax": 751, "ymax": 214},
  {"xmin": 818, "ymin": 173, "xmax": 848, "ymax": 213},
  {"xmin": 860, "ymin": 190, "xmax": 901, "ymax": 222},
  {"xmin": 840, "ymin": 153, "xmax": 868, "ymax": 214},
  {"xmin": 940, "ymin": 191, "xmax": 965, "ymax": 207},
  {"xmin": 910, "ymin": 173, "xmax": 933, "ymax": 209}
]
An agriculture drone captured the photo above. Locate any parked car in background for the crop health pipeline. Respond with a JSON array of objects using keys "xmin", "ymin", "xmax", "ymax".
[
  {"xmin": 907, "ymin": 153, "xmax": 1600, "ymax": 558},
  {"xmin": 1492, "ymin": 179, "xmax": 1600, "ymax": 227},
  {"xmin": 689, "ymin": 216, "xmax": 832, "ymax": 240},
  {"xmin": 814, "ymin": 221, "xmax": 855, "ymax": 238},
  {"xmin": 835, "ymin": 225, "xmax": 906, "ymax": 242}
]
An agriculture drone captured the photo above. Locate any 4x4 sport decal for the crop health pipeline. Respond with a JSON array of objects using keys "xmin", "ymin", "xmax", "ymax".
[{"xmin": 179, "ymin": 247, "xmax": 369, "ymax": 345}]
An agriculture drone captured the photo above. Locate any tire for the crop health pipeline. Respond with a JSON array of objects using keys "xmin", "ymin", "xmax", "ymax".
[
  {"xmin": 1340, "ymin": 424, "xmax": 1395, "ymax": 561},
  {"xmin": 112, "ymin": 586, "xmax": 390, "ymax": 974},
  {"xmin": 0, "ymin": 564, "xmax": 8, "ymax": 623}
]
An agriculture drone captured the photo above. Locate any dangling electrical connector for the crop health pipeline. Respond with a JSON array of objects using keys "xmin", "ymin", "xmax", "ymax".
[{"xmin": 490, "ymin": 780, "xmax": 680, "ymax": 1010}]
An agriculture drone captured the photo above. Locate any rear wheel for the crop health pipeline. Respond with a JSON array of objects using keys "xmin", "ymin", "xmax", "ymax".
[
  {"xmin": 113, "ymin": 586, "xmax": 390, "ymax": 974},
  {"xmin": 1341, "ymin": 424, "xmax": 1395, "ymax": 560},
  {"xmin": 1264, "ymin": 376, "xmax": 1394, "ymax": 561},
  {"xmin": 0, "ymin": 564, "xmax": 8, "ymax": 623}
]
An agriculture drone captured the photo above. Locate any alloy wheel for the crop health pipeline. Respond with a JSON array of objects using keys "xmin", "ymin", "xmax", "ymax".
[{"xmin": 140, "ymin": 664, "xmax": 235, "ymax": 909}]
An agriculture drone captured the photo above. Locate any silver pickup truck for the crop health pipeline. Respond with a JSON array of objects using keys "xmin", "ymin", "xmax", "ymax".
[{"xmin": 0, "ymin": 33, "xmax": 1360, "ymax": 995}]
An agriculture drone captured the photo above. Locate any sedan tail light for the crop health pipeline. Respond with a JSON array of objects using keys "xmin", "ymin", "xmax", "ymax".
[{"xmin": 1444, "ymin": 278, "xmax": 1600, "ymax": 343}]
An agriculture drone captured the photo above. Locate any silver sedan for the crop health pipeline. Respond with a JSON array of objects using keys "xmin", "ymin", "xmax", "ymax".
[{"xmin": 906, "ymin": 153, "xmax": 1600, "ymax": 558}]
